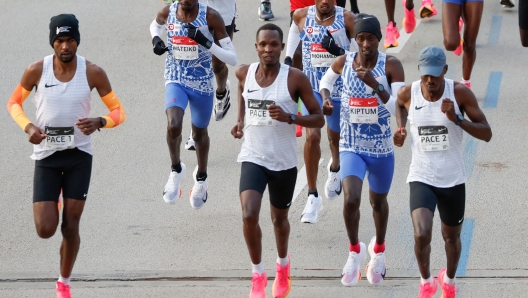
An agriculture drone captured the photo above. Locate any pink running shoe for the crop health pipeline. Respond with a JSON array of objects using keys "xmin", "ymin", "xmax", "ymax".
[
  {"xmin": 438, "ymin": 268, "xmax": 458, "ymax": 298},
  {"xmin": 272, "ymin": 255, "xmax": 292, "ymax": 298},
  {"xmin": 402, "ymin": 0, "xmax": 417, "ymax": 33},
  {"xmin": 384, "ymin": 22, "xmax": 400, "ymax": 48},
  {"xmin": 453, "ymin": 18, "xmax": 464, "ymax": 56},
  {"xmin": 418, "ymin": 278, "xmax": 437, "ymax": 298},
  {"xmin": 250, "ymin": 272, "xmax": 268, "ymax": 298},
  {"xmin": 419, "ymin": 0, "xmax": 438, "ymax": 18},
  {"xmin": 56, "ymin": 281, "xmax": 71, "ymax": 298}
]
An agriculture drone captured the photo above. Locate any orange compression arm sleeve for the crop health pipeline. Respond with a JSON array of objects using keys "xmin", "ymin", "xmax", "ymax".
[
  {"xmin": 6, "ymin": 84, "xmax": 32, "ymax": 131},
  {"xmin": 100, "ymin": 91, "xmax": 126, "ymax": 128}
]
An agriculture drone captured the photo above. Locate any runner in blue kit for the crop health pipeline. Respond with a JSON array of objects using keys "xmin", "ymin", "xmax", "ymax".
[
  {"xmin": 150, "ymin": 0, "xmax": 238, "ymax": 209},
  {"xmin": 319, "ymin": 14, "xmax": 405, "ymax": 286}
]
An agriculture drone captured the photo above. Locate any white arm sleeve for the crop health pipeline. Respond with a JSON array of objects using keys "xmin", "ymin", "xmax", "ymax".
[
  {"xmin": 150, "ymin": 19, "xmax": 164, "ymax": 38},
  {"xmin": 319, "ymin": 67, "xmax": 341, "ymax": 94},
  {"xmin": 383, "ymin": 82, "xmax": 405, "ymax": 116},
  {"xmin": 286, "ymin": 22, "xmax": 301, "ymax": 58},
  {"xmin": 209, "ymin": 37, "xmax": 238, "ymax": 66}
]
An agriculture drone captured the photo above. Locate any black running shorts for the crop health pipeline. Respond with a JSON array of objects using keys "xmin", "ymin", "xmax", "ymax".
[
  {"xmin": 239, "ymin": 162, "xmax": 297, "ymax": 209},
  {"xmin": 33, "ymin": 148, "xmax": 93, "ymax": 203},
  {"xmin": 520, "ymin": 0, "xmax": 528, "ymax": 30},
  {"xmin": 225, "ymin": 18, "xmax": 236, "ymax": 37},
  {"xmin": 409, "ymin": 182, "xmax": 465, "ymax": 227}
]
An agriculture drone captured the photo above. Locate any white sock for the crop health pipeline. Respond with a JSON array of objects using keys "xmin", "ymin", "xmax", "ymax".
[
  {"xmin": 420, "ymin": 275, "xmax": 434, "ymax": 286},
  {"xmin": 277, "ymin": 255, "xmax": 290, "ymax": 267},
  {"xmin": 444, "ymin": 272, "xmax": 456, "ymax": 285},
  {"xmin": 252, "ymin": 262, "xmax": 265, "ymax": 274},
  {"xmin": 461, "ymin": 79, "xmax": 470, "ymax": 83},
  {"xmin": 58, "ymin": 275, "xmax": 70, "ymax": 286}
]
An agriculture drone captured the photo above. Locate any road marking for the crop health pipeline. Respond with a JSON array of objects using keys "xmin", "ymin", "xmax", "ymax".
[
  {"xmin": 385, "ymin": 20, "xmax": 421, "ymax": 54},
  {"xmin": 456, "ymin": 218, "xmax": 475, "ymax": 277},
  {"xmin": 483, "ymin": 71, "xmax": 502, "ymax": 108},
  {"xmin": 488, "ymin": 15, "xmax": 502, "ymax": 45},
  {"xmin": 463, "ymin": 137, "xmax": 479, "ymax": 178},
  {"xmin": 292, "ymin": 158, "xmax": 324, "ymax": 203}
]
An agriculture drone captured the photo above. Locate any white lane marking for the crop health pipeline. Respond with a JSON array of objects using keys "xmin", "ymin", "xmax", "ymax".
[
  {"xmin": 292, "ymin": 158, "xmax": 324, "ymax": 204},
  {"xmin": 385, "ymin": 20, "xmax": 421, "ymax": 54}
]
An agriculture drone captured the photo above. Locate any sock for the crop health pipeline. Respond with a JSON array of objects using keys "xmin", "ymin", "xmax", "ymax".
[
  {"xmin": 373, "ymin": 241, "xmax": 385, "ymax": 253},
  {"xmin": 349, "ymin": 242, "xmax": 361, "ymax": 253},
  {"xmin": 461, "ymin": 79, "xmax": 471, "ymax": 84},
  {"xmin": 329, "ymin": 165, "xmax": 340, "ymax": 173},
  {"xmin": 420, "ymin": 275, "xmax": 434, "ymax": 286},
  {"xmin": 252, "ymin": 262, "xmax": 265, "ymax": 274},
  {"xmin": 277, "ymin": 255, "xmax": 290, "ymax": 267},
  {"xmin": 216, "ymin": 89, "xmax": 227, "ymax": 99},
  {"xmin": 196, "ymin": 171, "xmax": 207, "ymax": 181},
  {"xmin": 171, "ymin": 163, "xmax": 182, "ymax": 173},
  {"xmin": 58, "ymin": 275, "xmax": 70, "ymax": 286},
  {"xmin": 444, "ymin": 272, "xmax": 456, "ymax": 285},
  {"xmin": 308, "ymin": 189, "xmax": 319, "ymax": 198}
]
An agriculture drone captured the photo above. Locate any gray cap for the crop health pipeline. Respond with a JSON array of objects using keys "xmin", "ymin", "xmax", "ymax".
[{"xmin": 418, "ymin": 46, "xmax": 446, "ymax": 77}]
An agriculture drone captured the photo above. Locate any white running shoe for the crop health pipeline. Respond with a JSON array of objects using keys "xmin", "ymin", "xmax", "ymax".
[
  {"xmin": 324, "ymin": 159, "xmax": 342, "ymax": 200},
  {"xmin": 341, "ymin": 242, "xmax": 366, "ymax": 286},
  {"xmin": 184, "ymin": 130, "xmax": 196, "ymax": 151},
  {"xmin": 300, "ymin": 194, "xmax": 323, "ymax": 223},
  {"xmin": 213, "ymin": 80, "xmax": 231, "ymax": 121},
  {"xmin": 189, "ymin": 166, "xmax": 208, "ymax": 209},
  {"xmin": 366, "ymin": 236, "xmax": 386, "ymax": 285},
  {"xmin": 163, "ymin": 163, "xmax": 186, "ymax": 204}
]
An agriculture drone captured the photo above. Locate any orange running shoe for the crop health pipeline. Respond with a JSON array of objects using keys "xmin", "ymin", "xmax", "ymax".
[
  {"xmin": 57, "ymin": 190, "xmax": 63, "ymax": 212},
  {"xmin": 418, "ymin": 278, "xmax": 437, "ymax": 298},
  {"xmin": 419, "ymin": 0, "xmax": 438, "ymax": 18},
  {"xmin": 56, "ymin": 281, "xmax": 71, "ymax": 298},
  {"xmin": 272, "ymin": 255, "xmax": 292, "ymax": 298},
  {"xmin": 437, "ymin": 268, "xmax": 458, "ymax": 298},
  {"xmin": 453, "ymin": 18, "xmax": 464, "ymax": 56},
  {"xmin": 402, "ymin": 0, "xmax": 417, "ymax": 33},
  {"xmin": 384, "ymin": 22, "xmax": 400, "ymax": 48},
  {"xmin": 249, "ymin": 272, "xmax": 268, "ymax": 298}
]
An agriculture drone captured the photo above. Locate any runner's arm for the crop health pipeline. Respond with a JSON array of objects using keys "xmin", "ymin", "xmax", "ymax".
[
  {"xmin": 7, "ymin": 61, "xmax": 42, "ymax": 131},
  {"xmin": 290, "ymin": 69, "xmax": 324, "ymax": 128},
  {"xmin": 451, "ymin": 83, "xmax": 492, "ymax": 142},
  {"xmin": 384, "ymin": 55, "xmax": 405, "ymax": 116},
  {"xmin": 207, "ymin": 8, "xmax": 238, "ymax": 66},
  {"xmin": 232, "ymin": 65, "xmax": 248, "ymax": 138},
  {"xmin": 319, "ymin": 55, "xmax": 346, "ymax": 100},
  {"xmin": 343, "ymin": 10, "xmax": 358, "ymax": 52},
  {"xmin": 285, "ymin": 9, "xmax": 305, "ymax": 60},
  {"xmin": 395, "ymin": 85, "xmax": 411, "ymax": 129}
]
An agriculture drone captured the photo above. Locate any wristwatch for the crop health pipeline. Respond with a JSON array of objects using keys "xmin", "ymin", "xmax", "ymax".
[
  {"xmin": 372, "ymin": 83, "xmax": 384, "ymax": 95},
  {"xmin": 455, "ymin": 114, "xmax": 464, "ymax": 126},
  {"xmin": 288, "ymin": 114, "xmax": 297, "ymax": 124},
  {"xmin": 99, "ymin": 117, "xmax": 107, "ymax": 128}
]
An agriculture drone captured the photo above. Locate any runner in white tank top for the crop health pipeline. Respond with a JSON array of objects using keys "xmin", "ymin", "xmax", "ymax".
[
  {"xmin": 393, "ymin": 46, "xmax": 491, "ymax": 297},
  {"xmin": 231, "ymin": 24, "xmax": 324, "ymax": 298},
  {"xmin": 6, "ymin": 14, "xmax": 126, "ymax": 298}
]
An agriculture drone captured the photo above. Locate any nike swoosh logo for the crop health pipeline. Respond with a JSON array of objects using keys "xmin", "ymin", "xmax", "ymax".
[
  {"xmin": 163, "ymin": 191, "xmax": 167, "ymax": 196},
  {"xmin": 415, "ymin": 106, "xmax": 425, "ymax": 110},
  {"xmin": 248, "ymin": 89, "xmax": 259, "ymax": 93},
  {"xmin": 45, "ymin": 83, "xmax": 59, "ymax": 88}
]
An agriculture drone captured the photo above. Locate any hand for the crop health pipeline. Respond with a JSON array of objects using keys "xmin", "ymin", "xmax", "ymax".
[
  {"xmin": 322, "ymin": 99, "xmax": 334, "ymax": 116},
  {"xmin": 185, "ymin": 24, "xmax": 212, "ymax": 49},
  {"xmin": 25, "ymin": 123, "xmax": 47, "ymax": 145},
  {"xmin": 75, "ymin": 118, "xmax": 101, "ymax": 135},
  {"xmin": 284, "ymin": 57, "xmax": 293, "ymax": 66},
  {"xmin": 440, "ymin": 98, "xmax": 457, "ymax": 123},
  {"xmin": 355, "ymin": 66, "xmax": 378, "ymax": 89},
  {"xmin": 231, "ymin": 122, "xmax": 244, "ymax": 139},
  {"xmin": 268, "ymin": 104, "xmax": 289, "ymax": 123},
  {"xmin": 152, "ymin": 36, "xmax": 168, "ymax": 55},
  {"xmin": 321, "ymin": 30, "xmax": 346, "ymax": 56},
  {"xmin": 393, "ymin": 127, "xmax": 407, "ymax": 147}
]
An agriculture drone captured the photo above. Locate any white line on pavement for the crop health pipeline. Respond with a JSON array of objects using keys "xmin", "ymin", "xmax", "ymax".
[
  {"xmin": 385, "ymin": 20, "xmax": 421, "ymax": 54},
  {"xmin": 292, "ymin": 158, "xmax": 324, "ymax": 204}
]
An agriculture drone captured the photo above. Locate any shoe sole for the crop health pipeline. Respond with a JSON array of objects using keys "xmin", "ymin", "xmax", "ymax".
[
  {"xmin": 271, "ymin": 278, "xmax": 292, "ymax": 298},
  {"xmin": 419, "ymin": 6, "xmax": 436, "ymax": 18},
  {"xmin": 163, "ymin": 188, "xmax": 182, "ymax": 204},
  {"xmin": 300, "ymin": 203, "xmax": 323, "ymax": 223}
]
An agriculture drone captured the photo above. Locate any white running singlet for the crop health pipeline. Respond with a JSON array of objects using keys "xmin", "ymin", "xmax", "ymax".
[
  {"xmin": 407, "ymin": 79, "xmax": 466, "ymax": 187},
  {"xmin": 237, "ymin": 63, "xmax": 298, "ymax": 171}
]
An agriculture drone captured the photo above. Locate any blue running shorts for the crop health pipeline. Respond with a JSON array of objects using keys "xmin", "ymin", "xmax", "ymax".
[
  {"xmin": 340, "ymin": 151, "xmax": 395, "ymax": 194},
  {"xmin": 164, "ymin": 83, "xmax": 214, "ymax": 128}
]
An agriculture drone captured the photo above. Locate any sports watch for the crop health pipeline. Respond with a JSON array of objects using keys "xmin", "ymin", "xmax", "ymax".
[
  {"xmin": 288, "ymin": 114, "xmax": 297, "ymax": 124},
  {"xmin": 99, "ymin": 117, "xmax": 107, "ymax": 128},
  {"xmin": 372, "ymin": 83, "xmax": 384, "ymax": 95},
  {"xmin": 455, "ymin": 114, "xmax": 464, "ymax": 126}
]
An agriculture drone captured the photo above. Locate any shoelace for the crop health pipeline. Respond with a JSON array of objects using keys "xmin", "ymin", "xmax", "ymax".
[
  {"xmin": 193, "ymin": 181, "xmax": 206, "ymax": 197},
  {"xmin": 57, "ymin": 284, "xmax": 72, "ymax": 298},
  {"xmin": 302, "ymin": 197, "xmax": 317, "ymax": 214},
  {"xmin": 251, "ymin": 274, "xmax": 265, "ymax": 292},
  {"xmin": 277, "ymin": 266, "xmax": 289, "ymax": 286},
  {"xmin": 343, "ymin": 253, "xmax": 359, "ymax": 274},
  {"xmin": 261, "ymin": 2, "xmax": 271, "ymax": 13},
  {"xmin": 371, "ymin": 254, "xmax": 385, "ymax": 274},
  {"xmin": 442, "ymin": 283, "xmax": 458, "ymax": 297},
  {"xmin": 418, "ymin": 282, "xmax": 434, "ymax": 298},
  {"xmin": 328, "ymin": 174, "xmax": 340, "ymax": 191},
  {"xmin": 382, "ymin": 22, "xmax": 396, "ymax": 34}
]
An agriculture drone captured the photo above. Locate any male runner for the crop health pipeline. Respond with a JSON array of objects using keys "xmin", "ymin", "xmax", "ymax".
[
  {"xmin": 6, "ymin": 14, "xmax": 126, "ymax": 297},
  {"xmin": 442, "ymin": 0, "xmax": 483, "ymax": 88},
  {"xmin": 232, "ymin": 23, "xmax": 324, "ymax": 298},
  {"xmin": 150, "ymin": 0, "xmax": 238, "ymax": 209},
  {"xmin": 383, "ymin": 0, "xmax": 438, "ymax": 48},
  {"xmin": 319, "ymin": 14, "xmax": 405, "ymax": 286},
  {"xmin": 259, "ymin": 0, "xmax": 275, "ymax": 21},
  {"xmin": 393, "ymin": 46, "xmax": 491, "ymax": 297},
  {"xmin": 285, "ymin": 0, "xmax": 356, "ymax": 224}
]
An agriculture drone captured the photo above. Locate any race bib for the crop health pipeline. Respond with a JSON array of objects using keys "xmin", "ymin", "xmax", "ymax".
[
  {"xmin": 171, "ymin": 36, "xmax": 199, "ymax": 60},
  {"xmin": 349, "ymin": 98, "xmax": 378, "ymax": 124},
  {"xmin": 44, "ymin": 126, "xmax": 75, "ymax": 150},
  {"xmin": 310, "ymin": 43, "xmax": 337, "ymax": 67},
  {"xmin": 418, "ymin": 126, "xmax": 450, "ymax": 151},
  {"xmin": 248, "ymin": 99, "xmax": 275, "ymax": 126}
]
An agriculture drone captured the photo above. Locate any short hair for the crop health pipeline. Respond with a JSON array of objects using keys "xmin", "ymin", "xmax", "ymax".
[{"xmin": 255, "ymin": 23, "xmax": 283, "ymax": 42}]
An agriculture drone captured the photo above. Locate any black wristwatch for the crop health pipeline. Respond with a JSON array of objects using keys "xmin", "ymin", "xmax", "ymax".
[
  {"xmin": 288, "ymin": 114, "xmax": 297, "ymax": 124},
  {"xmin": 99, "ymin": 117, "xmax": 107, "ymax": 128},
  {"xmin": 455, "ymin": 114, "xmax": 464, "ymax": 126},
  {"xmin": 372, "ymin": 83, "xmax": 384, "ymax": 95}
]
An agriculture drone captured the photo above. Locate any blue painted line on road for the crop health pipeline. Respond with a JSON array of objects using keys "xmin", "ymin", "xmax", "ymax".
[
  {"xmin": 463, "ymin": 137, "xmax": 478, "ymax": 178},
  {"xmin": 483, "ymin": 72, "xmax": 502, "ymax": 108},
  {"xmin": 488, "ymin": 16, "xmax": 502, "ymax": 45},
  {"xmin": 456, "ymin": 218, "xmax": 475, "ymax": 277}
]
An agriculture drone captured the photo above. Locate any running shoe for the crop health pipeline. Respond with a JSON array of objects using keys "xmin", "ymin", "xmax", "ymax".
[
  {"xmin": 185, "ymin": 130, "xmax": 196, "ymax": 151},
  {"xmin": 438, "ymin": 268, "xmax": 458, "ymax": 298},
  {"xmin": 419, "ymin": 0, "xmax": 438, "ymax": 18},
  {"xmin": 366, "ymin": 236, "xmax": 386, "ymax": 285},
  {"xmin": 250, "ymin": 272, "xmax": 268, "ymax": 298},
  {"xmin": 58, "ymin": 190, "xmax": 63, "ymax": 212},
  {"xmin": 461, "ymin": 80, "xmax": 471, "ymax": 89},
  {"xmin": 341, "ymin": 242, "xmax": 366, "ymax": 286},
  {"xmin": 189, "ymin": 166, "xmax": 208, "ymax": 209},
  {"xmin": 163, "ymin": 163, "xmax": 186, "ymax": 204},
  {"xmin": 214, "ymin": 80, "xmax": 231, "ymax": 121},
  {"xmin": 453, "ymin": 18, "xmax": 464, "ymax": 56},
  {"xmin": 402, "ymin": 0, "xmax": 417, "ymax": 33},
  {"xmin": 384, "ymin": 22, "xmax": 400, "ymax": 48},
  {"xmin": 501, "ymin": 0, "xmax": 515, "ymax": 8},
  {"xmin": 272, "ymin": 255, "xmax": 292, "ymax": 298},
  {"xmin": 56, "ymin": 281, "xmax": 71, "ymax": 298},
  {"xmin": 258, "ymin": 1, "xmax": 275, "ymax": 21},
  {"xmin": 418, "ymin": 278, "xmax": 438, "ymax": 298},
  {"xmin": 300, "ymin": 194, "xmax": 323, "ymax": 223},
  {"xmin": 324, "ymin": 159, "xmax": 342, "ymax": 200}
]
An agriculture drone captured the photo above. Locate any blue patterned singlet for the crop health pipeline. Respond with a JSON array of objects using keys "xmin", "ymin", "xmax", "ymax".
[{"xmin": 165, "ymin": 2, "xmax": 214, "ymax": 95}]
